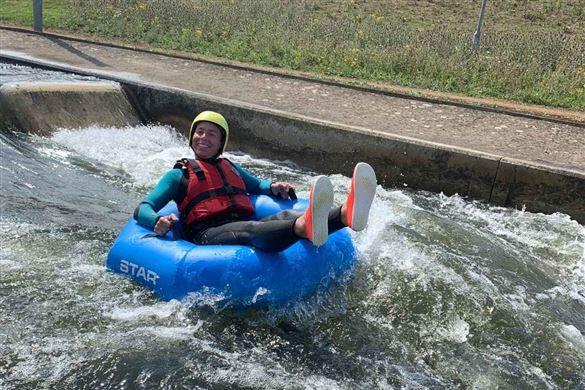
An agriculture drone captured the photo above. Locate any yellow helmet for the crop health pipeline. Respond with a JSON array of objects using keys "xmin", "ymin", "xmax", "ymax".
[{"xmin": 189, "ymin": 111, "xmax": 229, "ymax": 154}]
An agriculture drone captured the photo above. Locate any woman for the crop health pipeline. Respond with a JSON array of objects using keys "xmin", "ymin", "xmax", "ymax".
[{"xmin": 134, "ymin": 111, "xmax": 377, "ymax": 252}]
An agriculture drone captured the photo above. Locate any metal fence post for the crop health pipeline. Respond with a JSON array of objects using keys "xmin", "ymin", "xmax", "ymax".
[
  {"xmin": 472, "ymin": 0, "xmax": 488, "ymax": 51},
  {"xmin": 33, "ymin": 0, "xmax": 43, "ymax": 32}
]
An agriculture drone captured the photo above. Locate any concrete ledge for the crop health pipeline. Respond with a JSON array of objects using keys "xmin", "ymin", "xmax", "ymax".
[
  {"xmin": 491, "ymin": 159, "xmax": 585, "ymax": 222},
  {"xmin": 230, "ymin": 108, "xmax": 502, "ymax": 201},
  {"xmin": 1, "ymin": 55, "xmax": 583, "ymax": 224},
  {"xmin": 124, "ymin": 82, "xmax": 584, "ymax": 223},
  {"xmin": 126, "ymin": 81, "xmax": 501, "ymax": 191},
  {"xmin": 0, "ymin": 81, "xmax": 141, "ymax": 135}
]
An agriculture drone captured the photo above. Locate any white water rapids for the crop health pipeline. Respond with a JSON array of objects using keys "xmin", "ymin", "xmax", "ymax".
[{"xmin": 1, "ymin": 123, "xmax": 584, "ymax": 388}]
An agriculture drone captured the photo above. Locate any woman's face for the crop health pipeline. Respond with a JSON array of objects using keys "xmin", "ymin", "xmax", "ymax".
[{"xmin": 191, "ymin": 121, "xmax": 223, "ymax": 159}]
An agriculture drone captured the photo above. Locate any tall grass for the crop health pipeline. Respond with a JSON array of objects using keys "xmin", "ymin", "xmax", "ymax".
[
  {"xmin": 5, "ymin": 0, "xmax": 585, "ymax": 110},
  {"xmin": 0, "ymin": 0, "xmax": 71, "ymax": 27}
]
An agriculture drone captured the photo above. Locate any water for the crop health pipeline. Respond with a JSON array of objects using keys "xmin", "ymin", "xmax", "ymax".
[
  {"xmin": 2, "ymin": 125, "xmax": 583, "ymax": 389},
  {"xmin": 1, "ymin": 68, "xmax": 584, "ymax": 389},
  {"xmin": 0, "ymin": 62, "xmax": 99, "ymax": 84}
]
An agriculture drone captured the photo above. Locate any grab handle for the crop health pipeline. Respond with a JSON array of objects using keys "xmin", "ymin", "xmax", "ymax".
[{"xmin": 277, "ymin": 188, "xmax": 297, "ymax": 201}]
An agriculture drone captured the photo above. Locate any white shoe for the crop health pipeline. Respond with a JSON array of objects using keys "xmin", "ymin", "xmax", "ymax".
[
  {"xmin": 345, "ymin": 163, "xmax": 377, "ymax": 231},
  {"xmin": 304, "ymin": 175, "xmax": 334, "ymax": 247}
]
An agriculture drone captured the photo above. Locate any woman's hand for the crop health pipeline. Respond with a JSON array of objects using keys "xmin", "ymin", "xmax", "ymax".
[
  {"xmin": 271, "ymin": 182, "xmax": 294, "ymax": 199},
  {"xmin": 154, "ymin": 214, "xmax": 178, "ymax": 236}
]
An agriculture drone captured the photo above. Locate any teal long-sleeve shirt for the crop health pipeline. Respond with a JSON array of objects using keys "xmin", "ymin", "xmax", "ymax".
[{"xmin": 134, "ymin": 161, "xmax": 273, "ymax": 229}]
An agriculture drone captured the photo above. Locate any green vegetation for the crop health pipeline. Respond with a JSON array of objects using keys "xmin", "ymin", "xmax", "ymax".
[
  {"xmin": 0, "ymin": 0, "xmax": 72, "ymax": 27},
  {"xmin": 1, "ymin": 0, "xmax": 583, "ymax": 110}
]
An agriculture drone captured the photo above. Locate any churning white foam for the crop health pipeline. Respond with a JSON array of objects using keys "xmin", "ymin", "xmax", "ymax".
[
  {"xmin": 107, "ymin": 300, "xmax": 187, "ymax": 322},
  {"xmin": 560, "ymin": 324, "xmax": 585, "ymax": 356},
  {"xmin": 52, "ymin": 125, "xmax": 191, "ymax": 188}
]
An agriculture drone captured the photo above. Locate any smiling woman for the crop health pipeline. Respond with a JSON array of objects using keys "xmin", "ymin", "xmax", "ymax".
[
  {"xmin": 132, "ymin": 110, "xmax": 377, "ymax": 252},
  {"xmin": 189, "ymin": 111, "xmax": 227, "ymax": 159},
  {"xmin": 191, "ymin": 123, "xmax": 222, "ymax": 158}
]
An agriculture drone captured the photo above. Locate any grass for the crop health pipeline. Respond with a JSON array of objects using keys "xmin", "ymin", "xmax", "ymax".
[
  {"xmin": 0, "ymin": 0, "xmax": 72, "ymax": 27},
  {"xmin": 1, "ymin": 0, "xmax": 583, "ymax": 111}
]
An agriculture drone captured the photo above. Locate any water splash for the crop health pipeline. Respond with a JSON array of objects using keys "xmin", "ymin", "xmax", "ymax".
[
  {"xmin": 1, "ymin": 123, "xmax": 584, "ymax": 388},
  {"xmin": 52, "ymin": 125, "xmax": 190, "ymax": 189}
]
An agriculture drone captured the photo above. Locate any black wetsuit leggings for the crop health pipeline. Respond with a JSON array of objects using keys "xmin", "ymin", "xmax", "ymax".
[{"xmin": 195, "ymin": 207, "xmax": 346, "ymax": 252}]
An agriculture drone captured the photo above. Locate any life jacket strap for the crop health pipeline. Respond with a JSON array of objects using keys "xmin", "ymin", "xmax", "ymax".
[
  {"xmin": 179, "ymin": 159, "xmax": 247, "ymax": 221},
  {"xmin": 186, "ymin": 159, "xmax": 206, "ymax": 181},
  {"xmin": 181, "ymin": 187, "xmax": 247, "ymax": 219}
]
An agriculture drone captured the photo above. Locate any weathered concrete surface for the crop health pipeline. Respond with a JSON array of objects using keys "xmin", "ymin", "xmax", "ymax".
[
  {"xmin": 0, "ymin": 81, "xmax": 141, "ymax": 135},
  {"xmin": 491, "ymin": 159, "xmax": 585, "ymax": 217},
  {"xmin": 121, "ymin": 82, "xmax": 498, "ymax": 196},
  {"xmin": 0, "ymin": 27, "xmax": 583, "ymax": 223}
]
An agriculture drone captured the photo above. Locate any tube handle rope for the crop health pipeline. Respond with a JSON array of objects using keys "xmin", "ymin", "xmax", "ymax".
[{"xmin": 277, "ymin": 188, "xmax": 297, "ymax": 201}]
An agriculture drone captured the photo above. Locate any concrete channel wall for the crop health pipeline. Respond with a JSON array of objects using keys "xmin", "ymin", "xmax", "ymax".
[
  {"xmin": 123, "ymin": 82, "xmax": 585, "ymax": 224},
  {"xmin": 0, "ymin": 81, "xmax": 141, "ymax": 135},
  {"xmin": 1, "ymin": 59, "xmax": 583, "ymax": 224}
]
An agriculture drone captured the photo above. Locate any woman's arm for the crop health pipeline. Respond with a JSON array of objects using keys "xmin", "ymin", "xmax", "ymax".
[
  {"xmin": 232, "ymin": 161, "xmax": 296, "ymax": 198},
  {"xmin": 231, "ymin": 161, "xmax": 273, "ymax": 195},
  {"xmin": 134, "ymin": 169, "xmax": 183, "ymax": 229}
]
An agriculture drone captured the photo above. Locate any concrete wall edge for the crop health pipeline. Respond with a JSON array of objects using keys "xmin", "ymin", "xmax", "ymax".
[{"xmin": 2, "ymin": 54, "xmax": 583, "ymax": 224}]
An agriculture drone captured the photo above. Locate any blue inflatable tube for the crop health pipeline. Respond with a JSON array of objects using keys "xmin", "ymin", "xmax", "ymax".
[{"xmin": 106, "ymin": 195, "xmax": 358, "ymax": 306}]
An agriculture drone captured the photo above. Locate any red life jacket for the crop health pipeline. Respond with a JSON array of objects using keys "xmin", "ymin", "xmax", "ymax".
[{"xmin": 173, "ymin": 158, "xmax": 254, "ymax": 226}]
